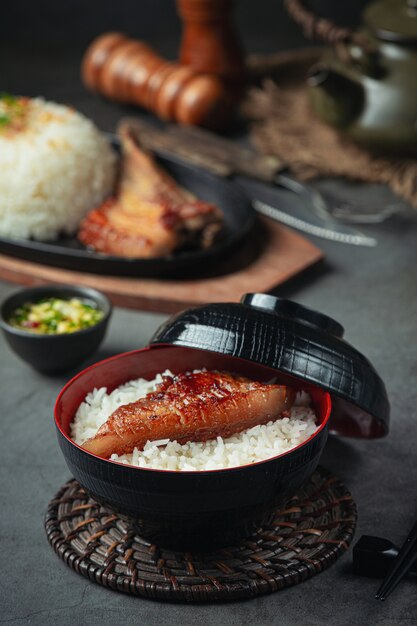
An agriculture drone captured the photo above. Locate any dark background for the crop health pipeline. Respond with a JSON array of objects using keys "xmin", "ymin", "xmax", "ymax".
[
  {"xmin": 1, "ymin": 1, "xmax": 368, "ymax": 88},
  {"xmin": 0, "ymin": 1, "xmax": 367, "ymax": 52}
]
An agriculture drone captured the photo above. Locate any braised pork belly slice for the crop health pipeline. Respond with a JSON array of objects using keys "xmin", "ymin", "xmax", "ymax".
[{"xmin": 82, "ymin": 371, "xmax": 296, "ymax": 458}]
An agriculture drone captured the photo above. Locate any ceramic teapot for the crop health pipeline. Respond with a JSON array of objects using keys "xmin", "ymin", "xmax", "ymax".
[{"xmin": 288, "ymin": 0, "xmax": 417, "ymax": 153}]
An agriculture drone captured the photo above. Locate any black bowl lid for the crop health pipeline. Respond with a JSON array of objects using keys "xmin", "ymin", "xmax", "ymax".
[{"xmin": 150, "ymin": 293, "xmax": 390, "ymax": 439}]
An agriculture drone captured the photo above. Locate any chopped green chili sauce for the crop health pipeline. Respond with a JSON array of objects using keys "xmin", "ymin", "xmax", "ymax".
[
  {"xmin": 9, "ymin": 297, "xmax": 104, "ymax": 335},
  {"xmin": 0, "ymin": 93, "xmax": 29, "ymax": 134}
]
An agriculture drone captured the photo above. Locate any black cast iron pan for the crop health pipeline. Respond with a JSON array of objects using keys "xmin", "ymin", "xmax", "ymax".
[{"xmin": 0, "ymin": 142, "xmax": 255, "ymax": 278}]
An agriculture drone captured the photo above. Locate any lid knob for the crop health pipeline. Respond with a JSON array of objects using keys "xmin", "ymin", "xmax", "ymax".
[{"xmin": 241, "ymin": 293, "xmax": 345, "ymax": 338}]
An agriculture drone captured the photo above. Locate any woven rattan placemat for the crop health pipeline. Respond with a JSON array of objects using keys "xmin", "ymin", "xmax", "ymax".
[{"xmin": 45, "ymin": 466, "xmax": 357, "ymax": 602}]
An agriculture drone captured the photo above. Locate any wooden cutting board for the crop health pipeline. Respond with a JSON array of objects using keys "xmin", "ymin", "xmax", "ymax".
[{"xmin": 0, "ymin": 218, "xmax": 323, "ymax": 313}]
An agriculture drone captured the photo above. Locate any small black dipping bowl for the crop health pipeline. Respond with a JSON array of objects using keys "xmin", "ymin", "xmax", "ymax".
[
  {"xmin": 55, "ymin": 346, "xmax": 331, "ymax": 549},
  {"xmin": 0, "ymin": 285, "xmax": 112, "ymax": 374}
]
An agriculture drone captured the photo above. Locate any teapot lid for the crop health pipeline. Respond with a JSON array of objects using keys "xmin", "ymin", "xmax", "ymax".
[
  {"xmin": 364, "ymin": 0, "xmax": 417, "ymax": 43},
  {"xmin": 150, "ymin": 293, "xmax": 390, "ymax": 439}
]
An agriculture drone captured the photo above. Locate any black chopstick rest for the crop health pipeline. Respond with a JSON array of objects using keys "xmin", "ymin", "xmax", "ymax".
[{"xmin": 353, "ymin": 535, "xmax": 417, "ymax": 578}]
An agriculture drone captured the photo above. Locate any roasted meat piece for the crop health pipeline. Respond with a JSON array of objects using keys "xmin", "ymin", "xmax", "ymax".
[
  {"xmin": 78, "ymin": 123, "xmax": 223, "ymax": 257},
  {"xmin": 81, "ymin": 371, "xmax": 296, "ymax": 458}
]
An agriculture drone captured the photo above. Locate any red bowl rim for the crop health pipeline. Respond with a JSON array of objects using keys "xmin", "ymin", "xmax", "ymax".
[{"xmin": 54, "ymin": 346, "xmax": 332, "ymax": 475}]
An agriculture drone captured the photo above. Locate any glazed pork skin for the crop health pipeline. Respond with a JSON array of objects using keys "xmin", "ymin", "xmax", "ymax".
[
  {"xmin": 78, "ymin": 123, "xmax": 223, "ymax": 257},
  {"xmin": 82, "ymin": 371, "xmax": 296, "ymax": 458}
]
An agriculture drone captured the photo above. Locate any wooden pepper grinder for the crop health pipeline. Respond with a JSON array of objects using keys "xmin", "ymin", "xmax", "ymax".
[
  {"xmin": 82, "ymin": 32, "xmax": 235, "ymax": 130},
  {"xmin": 177, "ymin": 0, "xmax": 246, "ymax": 98}
]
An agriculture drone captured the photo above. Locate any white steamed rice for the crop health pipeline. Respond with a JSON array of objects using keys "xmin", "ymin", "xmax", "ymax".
[
  {"xmin": 72, "ymin": 370, "xmax": 319, "ymax": 471},
  {"xmin": 0, "ymin": 97, "xmax": 116, "ymax": 240}
]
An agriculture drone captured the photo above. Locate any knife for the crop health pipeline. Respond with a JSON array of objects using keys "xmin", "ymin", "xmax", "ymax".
[{"xmin": 119, "ymin": 119, "xmax": 377, "ymax": 247}]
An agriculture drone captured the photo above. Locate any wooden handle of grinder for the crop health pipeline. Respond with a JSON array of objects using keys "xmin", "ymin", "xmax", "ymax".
[{"xmin": 81, "ymin": 32, "xmax": 235, "ymax": 130}]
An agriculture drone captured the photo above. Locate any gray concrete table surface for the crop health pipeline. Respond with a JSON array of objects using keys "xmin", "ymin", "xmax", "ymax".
[{"xmin": 1, "ymin": 41, "xmax": 417, "ymax": 626}]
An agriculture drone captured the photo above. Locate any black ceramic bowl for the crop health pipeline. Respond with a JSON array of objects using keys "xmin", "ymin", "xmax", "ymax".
[
  {"xmin": 55, "ymin": 345, "xmax": 331, "ymax": 549},
  {"xmin": 0, "ymin": 285, "xmax": 112, "ymax": 374}
]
